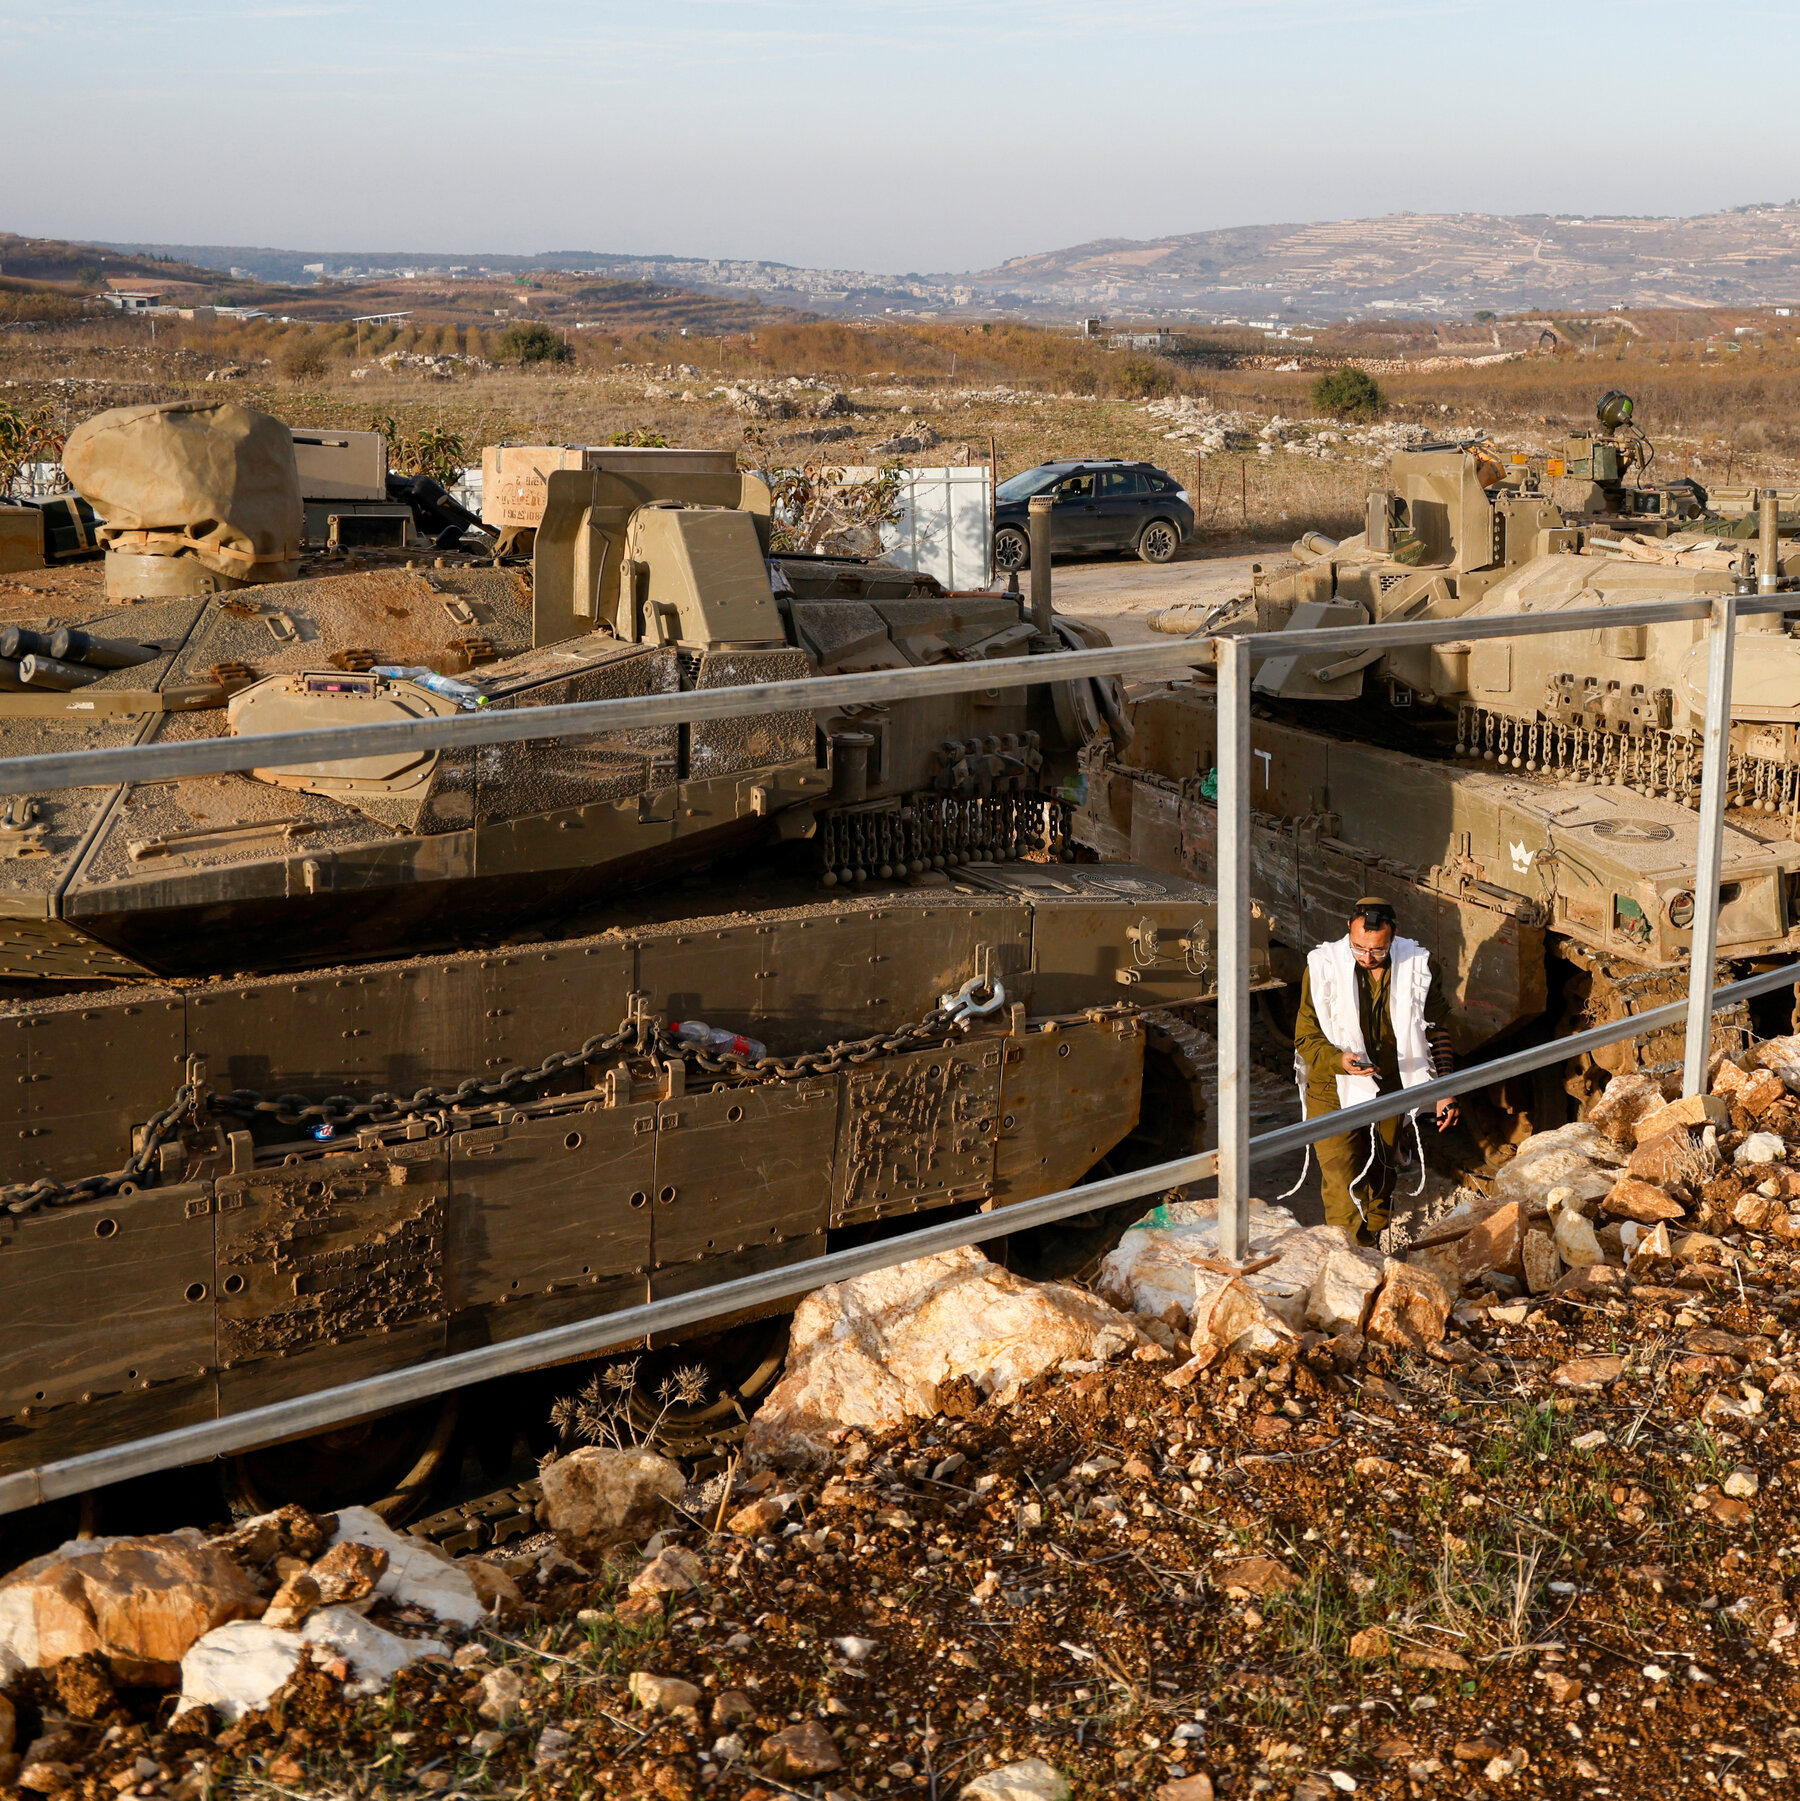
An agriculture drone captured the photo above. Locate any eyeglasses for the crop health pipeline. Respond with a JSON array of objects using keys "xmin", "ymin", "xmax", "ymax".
[{"xmin": 1349, "ymin": 942, "xmax": 1391, "ymax": 965}]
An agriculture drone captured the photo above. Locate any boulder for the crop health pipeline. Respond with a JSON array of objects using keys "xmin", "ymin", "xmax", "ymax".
[
  {"xmin": 1521, "ymin": 1229, "xmax": 1562, "ymax": 1293},
  {"xmin": 962, "ymin": 1761, "xmax": 1072, "ymax": 1801},
  {"xmin": 627, "ymin": 1547, "xmax": 707, "ymax": 1598},
  {"xmin": 309, "ymin": 1539, "xmax": 387, "ymax": 1606},
  {"xmin": 612, "ymin": 1593, "xmax": 664, "ymax": 1628},
  {"xmin": 745, "ymin": 1246, "xmax": 1149, "ymax": 1467},
  {"xmin": 1733, "ymin": 1191, "xmax": 1782, "ymax": 1231},
  {"xmin": 1305, "ymin": 1245, "xmax": 1385, "ymax": 1335},
  {"xmin": 1633, "ymin": 1093, "xmax": 1730, "ymax": 1145},
  {"xmin": 17, "ymin": 1762, "xmax": 74, "ymax": 1795},
  {"xmin": 478, "ymin": 1666, "xmax": 524, "ymax": 1724},
  {"xmin": 1216, "ymin": 1556, "xmax": 1298, "ymax": 1598},
  {"xmin": 1188, "ymin": 1275, "xmax": 1297, "ymax": 1356},
  {"xmin": 1629, "ymin": 1130, "xmax": 1695, "ymax": 1189},
  {"xmin": 1734, "ymin": 1131, "xmax": 1786, "ymax": 1167},
  {"xmin": 726, "ymin": 1498, "xmax": 785, "ymax": 1537},
  {"xmin": 206, "ymin": 1505, "xmax": 332, "ymax": 1572},
  {"xmin": 1556, "ymin": 1263, "xmax": 1627, "ymax": 1299},
  {"xmin": 1601, "ymin": 1178, "xmax": 1685, "ymax": 1223},
  {"xmin": 1453, "ymin": 1200, "xmax": 1527, "ymax": 1283},
  {"xmin": 328, "ymin": 1509, "xmax": 483, "ymax": 1627},
  {"xmin": 1365, "ymin": 1262, "xmax": 1452, "ymax": 1351},
  {"xmin": 261, "ymin": 1574, "xmax": 320, "ymax": 1632},
  {"xmin": 0, "ymin": 1534, "xmax": 263, "ymax": 1686},
  {"xmin": 536, "ymin": 1448, "xmax": 685, "ymax": 1563},
  {"xmin": 1096, "ymin": 1204, "xmax": 1309, "ymax": 1326},
  {"xmin": 1492, "ymin": 1123, "xmax": 1626, "ymax": 1208},
  {"xmin": 1550, "ymin": 1204, "xmax": 1603, "ymax": 1269},
  {"xmin": 458, "ymin": 1558, "xmax": 524, "ymax": 1615},
  {"xmin": 176, "ymin": 1607, "xmax": 443, "ymax": 1721},
  {"xmin": 1712, "ymin": 1059, "xmax": 1750, "ymax": 1098},
  {"xmin": 304, "ymin": 1605, "xmax": 446, "ymax": 1698},
  {"xmin": 0, "ymin": 1691, "xmax": 12, "ymax": 1757},
  {"xmin": 1754, "ymin": 1033, "xmax": 1800, "ymax": 1092},
  {"xmin": 628, "ymin": 1671, "xmax": 702, "ymax": 1715},
  {"xmin": 1590, "ymin": 1071, "xmax": 1666, "ymax": 1146},
  {"xmin": 1737, "ymin": 1068, "xmax": 1788, "ymax": 1117},
  {"xmin": 1552, "ymin": 1355, "xmax": 1625, "ymax": 1391}
]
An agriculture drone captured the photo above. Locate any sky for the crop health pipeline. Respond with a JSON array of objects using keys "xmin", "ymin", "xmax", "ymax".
[{"xmin": 4, "ymin": 0, "xmax": 1800, "ymax": 274}]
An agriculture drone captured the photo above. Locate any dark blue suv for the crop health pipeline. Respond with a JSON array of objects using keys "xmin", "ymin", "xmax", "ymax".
[{"xmin": 992, "ymin": 460, "xmax": 1194, "ymax": 569}]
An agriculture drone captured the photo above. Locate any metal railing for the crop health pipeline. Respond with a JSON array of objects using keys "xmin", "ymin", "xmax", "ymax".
[
  {"xmin": 0, "ymin": 952, "xmax": 1792, "ymax": 1516},
  {"xmin": 0, "ymin": 583, "xmax": 1795, "ymax": 1512},
  {"xmin": 0, "ymin": 642, "xmax": 1218, "ymax": 795}
]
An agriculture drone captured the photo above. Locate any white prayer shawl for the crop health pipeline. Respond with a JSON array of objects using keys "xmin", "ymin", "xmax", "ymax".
[{"xmin": 1305, "ymin": 934, "xmax": 1434, "ymax": 1110}]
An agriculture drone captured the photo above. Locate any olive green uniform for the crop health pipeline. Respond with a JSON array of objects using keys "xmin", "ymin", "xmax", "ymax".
[{"xmin": 1293, "ymin": 961, "xmax": 1450, "ymax": 1243}]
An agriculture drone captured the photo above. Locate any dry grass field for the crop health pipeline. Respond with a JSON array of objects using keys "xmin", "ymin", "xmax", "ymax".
[{"xmin": 8, "ymin": 291, "xmax": 1800, "ymax": 547}]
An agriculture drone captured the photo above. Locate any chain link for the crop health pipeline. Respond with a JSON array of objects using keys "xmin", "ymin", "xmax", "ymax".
[
  {"xmin": 650, "ymin": 1002, "xmax": 970, "ymax": 1081},
  {"xmin": 212, "ymin": 1025, "xmax": 640, "ymax": 1136},
  {"xmin": 0, "ymin": 989, "xmax": 998, "ymax": 1219}
]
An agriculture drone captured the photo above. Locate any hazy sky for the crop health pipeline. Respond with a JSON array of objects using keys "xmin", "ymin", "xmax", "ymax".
[{"xmin": 5, "ymin": 0, "xmax": 1799, "ymax": 272}]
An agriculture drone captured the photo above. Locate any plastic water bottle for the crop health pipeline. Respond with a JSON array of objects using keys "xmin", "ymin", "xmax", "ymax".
[
  {"xmin": 670, "ymin": 1019, "xmax": 767, "ymax": 1061},
  {"xmin": 371, "ymin": 665, "xmax": 489, "ymax": 709}
]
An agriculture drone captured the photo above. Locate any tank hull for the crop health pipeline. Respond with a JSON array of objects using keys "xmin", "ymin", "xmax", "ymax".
[{"xmin": 0, "ymin": 864, "xmax": 1265, "ymax": 1483}]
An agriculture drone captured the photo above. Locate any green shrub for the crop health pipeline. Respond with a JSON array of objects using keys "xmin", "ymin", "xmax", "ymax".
[
  {"xmin": 1311, "ymin": 366, "xmax": 1384, "ymax": 420},
  {"xmin": 1116, "ymin": 356, "xmax": 1173, "ymax": 399},
  {"xmin": 498, "ymin": 321, "xmax": 572, "ymax": 365},
  {"xmin": 278, "ymin": 332, "xmax": 327, "ymax": 381}
]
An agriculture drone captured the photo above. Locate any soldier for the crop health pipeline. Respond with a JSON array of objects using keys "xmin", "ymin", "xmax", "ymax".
[{"xmin": 1292, "ymin": 897, "xmax": 1457, "ymax": 1245}]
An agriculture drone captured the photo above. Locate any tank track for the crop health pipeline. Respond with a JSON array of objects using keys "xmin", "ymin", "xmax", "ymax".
[{"xmin": 410, "ymin": 1479, "xmax": 546, "ymax": 1557}]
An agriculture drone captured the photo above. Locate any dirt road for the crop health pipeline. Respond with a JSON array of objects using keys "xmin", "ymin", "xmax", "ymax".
[{"xmin": 1047, "ymin": 543, "xmax": 1287, "ymax": 646}]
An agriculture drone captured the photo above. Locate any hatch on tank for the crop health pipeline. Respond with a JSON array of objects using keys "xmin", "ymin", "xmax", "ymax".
[{"xmin": 227, "ymin": 669, "xmax": 457, "ymax": 794}]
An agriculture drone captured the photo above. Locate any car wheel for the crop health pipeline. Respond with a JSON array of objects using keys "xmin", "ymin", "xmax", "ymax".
[
  {"xmin": 993, "ymin": 525, "xmax": 1029, "ymax": 571},
  {"xmin": 1137, "ymin": 517, "xmax": 1179, "ymax": 564}
]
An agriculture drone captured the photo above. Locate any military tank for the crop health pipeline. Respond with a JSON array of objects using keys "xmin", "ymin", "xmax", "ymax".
[
  {"xmin": 0, "ymin": 406, "xmax": 1269, "ymax": 1529},
  {"xmin": 1083, "ymin": 395, "xmax": 1800, "ymax": 1157}
]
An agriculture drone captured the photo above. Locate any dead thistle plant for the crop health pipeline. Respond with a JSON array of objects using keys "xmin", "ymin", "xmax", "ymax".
[{"xmin": 547, "ymin": 1358, "xmax": 710, "ymax": 1457}]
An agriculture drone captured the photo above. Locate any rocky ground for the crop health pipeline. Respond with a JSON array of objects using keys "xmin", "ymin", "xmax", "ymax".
[{"xmin": 2, "ymin": 1044, "xmax": 1799, "ymax": 1801}]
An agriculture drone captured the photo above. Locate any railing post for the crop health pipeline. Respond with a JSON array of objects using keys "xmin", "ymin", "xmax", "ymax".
[
  {"xmin": 1215, "ymin": 634, "xmax": 1253, "ymax": 1261},
  {"xmin": 1028, "ymin": 495, "xmax": 1055, "ymax": 639},
  {"xmin": 1683, "ymin": 590, "xmax": 1739, "ymax": 1097}
]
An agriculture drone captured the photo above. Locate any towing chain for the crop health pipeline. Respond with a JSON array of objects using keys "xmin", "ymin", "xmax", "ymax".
[{"xmin": 0, "ymin": 986, "xmax": 1000, "ymax": 1219}]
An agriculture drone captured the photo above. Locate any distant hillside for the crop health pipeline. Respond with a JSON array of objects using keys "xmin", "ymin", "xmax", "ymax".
[
  {"xmin": 960, "ymin": 204, "xmax": 1800, "ymax": 317},
  {"xmin": 3, "ymin": 236, "xmax": 804, "ymax": 333},
  {"xmin": 65, "ymin": 201, "xmax": 1800, "ymax": 321},
  {"xmin": 82, "ymin": 240, "xmax": 948, "ymax": 316},
  {"xmin": 0, "ymin": 234, "xmax": 238, "ymax": 289}
]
